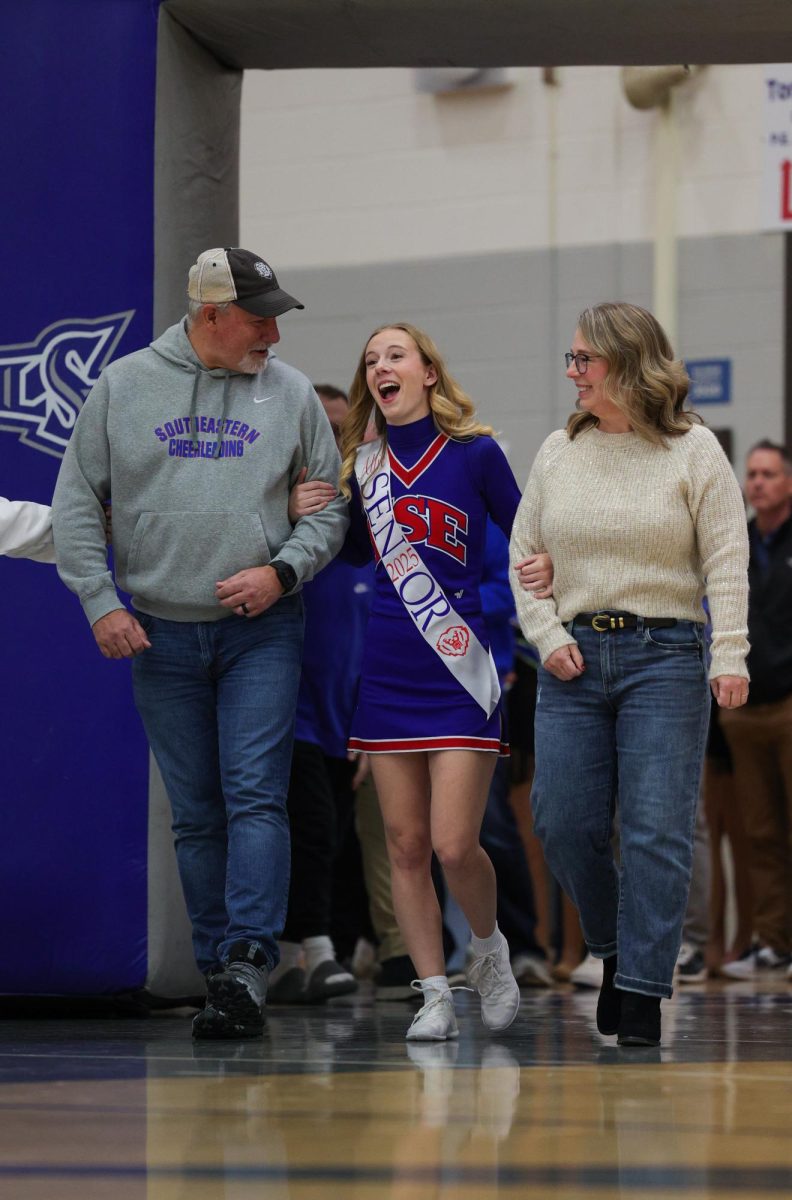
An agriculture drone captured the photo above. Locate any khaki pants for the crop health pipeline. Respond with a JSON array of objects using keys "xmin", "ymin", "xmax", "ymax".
[
  {"xmin": 354, "ymin": 774, "xmax": 408, "ymax": 963},
  {"xmin": 720, "ymin": 694, "xmax": 792, "ymax": 954}
]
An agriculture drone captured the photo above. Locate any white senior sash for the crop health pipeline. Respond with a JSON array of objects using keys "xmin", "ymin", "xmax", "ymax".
[{"xmin": 355, "ymin": 439, "xmax": 500, "ymax": 718}]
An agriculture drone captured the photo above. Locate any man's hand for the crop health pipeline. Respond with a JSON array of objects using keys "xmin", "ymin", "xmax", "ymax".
[
  {"xmin": 544, "ymin": 643, "xmax": 585, "ymax": 680},
  {"xmin": 347, "ymin": 750, "xmax": 370, "ymax": 789},
  {"xmin": 711, "ymin": 675, "xmax": 749, "ymax": 709},
  {"xmin": 92, "ymin": 609, "xmax": 151, "ymax": 659},
  {"xmin": 216, "ymin": 566, "xmax": 284, "ymax": 617},
  {"xmin": 515, "ymin": 553, "xmax": 554, "ymax": 598},
  {"xmin": 288, "ymin": 466, "xmax": 338, "ymax": 522}
]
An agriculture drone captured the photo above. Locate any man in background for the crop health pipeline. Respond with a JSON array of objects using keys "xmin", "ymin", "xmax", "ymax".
[{"xmin": 719, "ymin": 439, "xmax": 792, "ymax": 978}]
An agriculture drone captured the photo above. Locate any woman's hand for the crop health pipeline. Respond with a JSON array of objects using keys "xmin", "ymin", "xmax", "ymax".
[
  {"xmin": 288, "ymin": 467, "xmax": 338, "ymax": 522},
  {"xmin": 711, "ymin": 675, "xmax": 749, "ymax": 709},
  {"xmin": 544, "ymin": 644, "xmax": 585, "ymax": 680},
  {"xmin": 514, "ymin": 553, "xmax": 554, "ymax": 598}
]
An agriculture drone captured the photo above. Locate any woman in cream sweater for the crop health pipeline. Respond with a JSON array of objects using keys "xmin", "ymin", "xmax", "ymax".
[{"xmin": 509, "ymin": 302, "xmax": 749, "ymax": 1047}]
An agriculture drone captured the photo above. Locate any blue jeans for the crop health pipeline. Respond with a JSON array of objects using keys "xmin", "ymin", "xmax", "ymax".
[
  {"xmin": 132, "ymin": 598, "xmax": 304, "ymax": 973},
  {"xmin": 532, "ymin": 617, "xmax": 710, "ymax": 998}
]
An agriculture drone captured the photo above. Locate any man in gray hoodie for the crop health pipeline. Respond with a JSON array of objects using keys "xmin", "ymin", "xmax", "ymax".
[{"xmin": 52, "ymin": 248, "xmax": 349, "ymax": 1039}]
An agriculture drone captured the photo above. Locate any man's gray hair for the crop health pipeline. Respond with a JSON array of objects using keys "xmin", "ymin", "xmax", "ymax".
[{"xmin": 186, "ymin": 299, "xmax": 232, "ymax": 328}]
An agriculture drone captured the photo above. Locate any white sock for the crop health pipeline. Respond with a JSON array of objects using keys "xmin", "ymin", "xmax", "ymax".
[
  {"xmin": 470, "ymin": 925, "xmax": 504, "ymax": 958},
  {"xmin": 268, "ymin": 940, "xmax": 303, "ymax": 986},
  {"xmin": 421, "ymin": 974, "xmax": 451, "ymax": 1002},
  {"xmin": 303, "ymin": 935, "xmax": 336, "ymax": 977}
]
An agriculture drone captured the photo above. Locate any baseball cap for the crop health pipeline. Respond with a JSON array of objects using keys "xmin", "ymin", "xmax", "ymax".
[{"xmin": 188, "ymin": 247, "xmax": 304, "ymax": 317}]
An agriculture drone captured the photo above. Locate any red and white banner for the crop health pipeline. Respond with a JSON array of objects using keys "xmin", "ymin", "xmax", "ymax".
[{"xmin": 762, "ymin": 65, "xmax": 792, "ymax": 230}]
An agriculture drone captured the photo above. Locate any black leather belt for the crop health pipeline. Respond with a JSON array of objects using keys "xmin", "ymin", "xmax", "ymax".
[{"xmin": 574, "ymin": 612, "xmax": 678, "ymax": 632}]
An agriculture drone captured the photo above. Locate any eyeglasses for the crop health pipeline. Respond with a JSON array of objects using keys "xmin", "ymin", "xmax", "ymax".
[{"xmin": 564, "ymin": 352, "xmax": 603, "ymax": 374}]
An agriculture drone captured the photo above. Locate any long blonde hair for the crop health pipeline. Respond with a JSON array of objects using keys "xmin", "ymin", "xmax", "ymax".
[
  {"xmin": 339, "ymin": 323, "xmax": 493, "ymax": 497},
  {"xmin": 566, "ymin": 302, "xmax": 700, "ymax": 444}
]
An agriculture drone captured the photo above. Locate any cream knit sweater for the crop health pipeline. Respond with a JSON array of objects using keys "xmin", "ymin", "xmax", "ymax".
[{"xmin": 509, "ymin": 423, "xmax": 750, "ymax": 680}]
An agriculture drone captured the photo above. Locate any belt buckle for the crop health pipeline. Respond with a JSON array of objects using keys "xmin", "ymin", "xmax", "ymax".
[{"xmin": 591, "ymin": 612, "xmax": 611, "ymax": 632}]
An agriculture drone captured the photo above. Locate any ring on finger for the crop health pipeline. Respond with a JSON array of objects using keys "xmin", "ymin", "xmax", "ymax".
[{"xmin": 241, "ymin": 602, "xmax": 249, "ymax": 615}]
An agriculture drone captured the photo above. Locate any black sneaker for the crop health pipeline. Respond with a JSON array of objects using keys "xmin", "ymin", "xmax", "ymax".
[
  {"xmin": 617, "ymin": 992, "xmax": 661, "ymax": 1047},
  {"xmin": 193, "ymin": 941, "xmax": 268, "ymax": 1040},
  {"xmin": 676, "ymin": 943, "xmax": 708, "ymax": 983},
  {"xmin": 375, "ymin": 955, "xmax": 417, "ymax": 1001},
  {"xmin": 305, "ymin": 959, "xmax": 358, "ymax": 1003},
  {"xmin": 192, "ymin": 1001, "xmax": 262, "ymax": 1040},
  {"xmin": 267, "ymin": 966, "xmax": 308, "ymax": 1005}
]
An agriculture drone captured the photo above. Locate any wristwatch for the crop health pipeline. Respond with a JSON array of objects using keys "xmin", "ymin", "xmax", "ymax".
[{"xmin": 270, "ymin": 559, "xmax": 298, "ymax": 594}]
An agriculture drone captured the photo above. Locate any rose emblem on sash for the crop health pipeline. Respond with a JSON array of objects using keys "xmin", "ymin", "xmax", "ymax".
[{"xmin": 437, "ymin": 625, "xmax": 470, "ymax": 657}]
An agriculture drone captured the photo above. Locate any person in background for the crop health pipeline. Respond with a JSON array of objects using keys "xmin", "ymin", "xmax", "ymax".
[
  {"xmin": 478, "ymin": 518, "xmax": 553, "ymax": 988},
  {"xmin": 284, "ymin": 386, "xmax": 426, "ymax": 1004},
  {"xmin": 267, "ymin": 384, "xmax": 375, "ymax": 1005},
  {"xmin": 0, "ymin": 498, "xmax": 55, "ymax": 562},
  {"xmin": 704, "ymin": 702, "xmax": 755, "ymax": 978},
  {"xmin": 719, "ymin": 439, "xmax": 792, "ymax": 979},
  {"xmin": 505, "ymin": 629, "xmax": 588, "ymax": 985},
  {"xmin": 511, "ymin": 302, "xmax": 749, "ymax": 1046},
  {"xmin": 1, "ymin": 498, "xmax": 112, "ymax": 563},
  {"xmin": 675, "ymin": 799, "xmax": 711, "ymax": 983}
]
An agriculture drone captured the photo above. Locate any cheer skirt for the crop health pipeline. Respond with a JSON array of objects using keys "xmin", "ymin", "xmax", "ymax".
[{"xmin": 348, "ymin": 610, "xmax": 508, "ymax": 755}]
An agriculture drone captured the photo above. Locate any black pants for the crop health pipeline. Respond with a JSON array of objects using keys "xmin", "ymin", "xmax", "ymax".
[{"xmin": 282, "ymin": 740, "xmax": 373, "ymax": 950}]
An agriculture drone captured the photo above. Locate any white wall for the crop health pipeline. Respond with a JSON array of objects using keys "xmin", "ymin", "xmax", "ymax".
[
  {"xmin": 239, "ymin": 63, "xmax": 783, "ymax": 480},
  {"xmin": 240, "ymin": 64, "xmax": 765, "ymax": 268}
]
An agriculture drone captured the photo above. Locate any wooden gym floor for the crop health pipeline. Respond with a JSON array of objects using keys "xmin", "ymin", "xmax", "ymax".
[{"xmin": 0, "ymin": 978, "xmax": 790, "ymax": 1199}]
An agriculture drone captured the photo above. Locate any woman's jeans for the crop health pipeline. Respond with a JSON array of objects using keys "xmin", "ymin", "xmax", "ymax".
[
  {"xmin": 532, "ymin": 617, "xmax": 710, "ymax": 998},
  {"xmin": 132, "ymin": 598, "xmax": 304, "ymax": 974}
]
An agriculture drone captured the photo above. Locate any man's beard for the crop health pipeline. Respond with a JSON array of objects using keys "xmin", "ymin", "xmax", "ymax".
[{"xmin": 237, "ymin": 350, "xmax": 269, "ymax": 374}]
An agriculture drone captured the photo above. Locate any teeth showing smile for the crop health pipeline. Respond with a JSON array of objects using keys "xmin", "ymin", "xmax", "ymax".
[{"xmin": 379, "ymin": 383, "xmax": 400, "ymax": 399}]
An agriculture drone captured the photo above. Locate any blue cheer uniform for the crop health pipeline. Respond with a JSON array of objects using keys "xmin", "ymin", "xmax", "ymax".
[
  {"xmin": 295, "ymin": 556, "xmax": 374, "ymax": 756},
  {"xmin": 345, "ymin": 414, "xmax": 521, "ymax": 754}
]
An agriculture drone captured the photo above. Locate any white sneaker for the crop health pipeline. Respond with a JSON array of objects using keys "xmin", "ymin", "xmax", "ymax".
[
  {"xmin": 511, "ymin": 953, "xmax": 553, "ymax": 988},
  {"xmin": 569, "ymin": 953, "xmax": 603, "ymax": 989},
  {"xmin": 467, "ymin": 938, "xmax": 521, "ymax": 1032},
  {"xmin": 406, "ymin": 1040, "xmax": 460, "ymax": 1069},
  {"xmin": 406, "ymin": 985, "xmax": 459, "ymax": 1042},
  {"xmin": 407, "ymin": 1040, "xmax": 459, "ymax": 1127},
  {"xmin": 720, "ymin": 950, "xmax": 756, "ymax": 980},
  {"xmin": 755, "ymin": 945, "xmax": 790, "ymax": 970},
  {"xmin": 477, "ymin": 1045, "xmax": 521, "ymax": 1140}
]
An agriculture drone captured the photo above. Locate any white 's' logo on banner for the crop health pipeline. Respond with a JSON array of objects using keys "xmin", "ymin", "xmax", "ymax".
[{"xmin": 0, "ymin": 311, "xmax": 134, "ymax": 459}]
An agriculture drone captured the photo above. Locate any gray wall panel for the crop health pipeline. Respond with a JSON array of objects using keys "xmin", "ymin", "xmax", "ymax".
[
  {"xmin": 276, "ymin": 234, "xmax": 782, "ymax": 485},
  {"xmin": 155, "ymin": 10, "xmax": 242, "ymax": 335},
  {"xmin": 679, "ymin": 234, "xmax": 783, "ymax": 294}
]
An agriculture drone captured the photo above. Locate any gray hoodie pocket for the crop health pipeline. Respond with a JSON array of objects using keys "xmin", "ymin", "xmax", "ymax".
[{"xmin": 125, "ymin": 511, "xmax": 271, "ymax": 609}]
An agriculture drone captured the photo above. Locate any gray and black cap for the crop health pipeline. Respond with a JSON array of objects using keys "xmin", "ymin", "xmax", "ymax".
[{"xmin": 188, "ymin": 247, "xmax": 304, "ymax": 318}]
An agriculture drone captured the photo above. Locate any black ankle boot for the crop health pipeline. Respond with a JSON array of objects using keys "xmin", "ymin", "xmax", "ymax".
[
  {"xmin": 596, "ymin": 955, "xmax": 620, "ymax": 1035},
  {"xmin": 617, "ymin": 992, "xmax": 661, "ymax": 1046}
]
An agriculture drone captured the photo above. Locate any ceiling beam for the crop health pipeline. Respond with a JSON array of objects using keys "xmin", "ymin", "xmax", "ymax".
[{"xmin": 162, "ymin": 0, "xmax": 792, "ymax": 69}]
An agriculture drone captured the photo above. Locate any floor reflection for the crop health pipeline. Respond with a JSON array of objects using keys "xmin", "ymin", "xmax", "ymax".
[{"xmin": 0, "ymin": 982, "xmax": 790, "ymax": 1198}]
